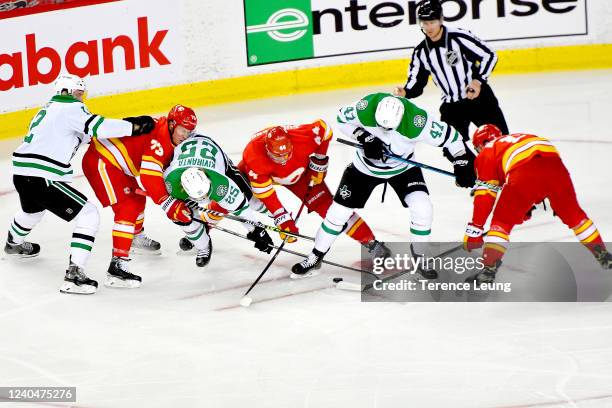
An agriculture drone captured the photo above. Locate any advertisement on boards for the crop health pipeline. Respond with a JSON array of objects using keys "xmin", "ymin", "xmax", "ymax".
[{"xmin": 243, "ymin": 0, "xmax": 588, "ymax": 66}]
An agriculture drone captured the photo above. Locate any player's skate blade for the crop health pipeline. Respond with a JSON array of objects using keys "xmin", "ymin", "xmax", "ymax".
[
  {"xmin": 105, "ymin": 257, "xmax": 142, "ymax": 288},
  {"xmin": 291, "ymin": 249, "xmax": 325, "ymax": 279},
  {"xmin": 4, "ymin": 232, "xmax": 40, "ymax": 258},
  {"xmin": 130, "ymin": 233, "xmax": 161, "ymax": 255},
  {"xmin": 60, "ymin": 264, "xmax": 98, "ymax": 295}
]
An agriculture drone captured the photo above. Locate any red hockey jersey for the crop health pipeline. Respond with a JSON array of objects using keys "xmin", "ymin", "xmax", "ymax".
[
  {"xmin": 471, "ymin": 133, "xmax": 560, "ymax": 226},
  {"xmin": 238, "ymin": 119, "xmax": 332, "ymax": 214},
  {"xmin": 91, "ymin": 116, "xmax": 174, "ymax": 204}
]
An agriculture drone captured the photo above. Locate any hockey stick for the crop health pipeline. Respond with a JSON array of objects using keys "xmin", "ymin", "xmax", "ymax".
[
  {"xmin": 240, "ymin": 183, "xmax": 314, "ymax": 305},
  {"xmin": 209, "ymin": 224, "xmax": 376, "ymax": 277},
  {"xmin": 337, "ymin": 138, "xmax": 501, "ymax": 191},
  {"xmin": 191, "ymin": 202, "xmax": 315, "ymax": 242},
  {"xmin": 337, "ymin": 138, "xmax": 454, "ymax": 177}
]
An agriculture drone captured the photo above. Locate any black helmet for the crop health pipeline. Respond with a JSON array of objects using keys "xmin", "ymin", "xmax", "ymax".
[{"xmin": 417, "ymin": 0, "xmax": 443, "ymax": 20}]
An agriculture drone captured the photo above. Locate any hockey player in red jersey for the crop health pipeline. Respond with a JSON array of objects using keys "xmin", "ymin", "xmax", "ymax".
[
  {"xmin": 464, "ymin": 124, "xmax": 612, "ymax": 284},
  {"xmin": 237, "ymin": 120, "xmax": 389, "ymax": 260},
  {"xmin": 82, "ymin": 105, "xmax": 201, "ymax": 287}
]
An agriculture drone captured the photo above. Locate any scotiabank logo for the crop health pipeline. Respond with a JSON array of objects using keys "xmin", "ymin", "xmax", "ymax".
[{"xmin": 0, "ymin": 16, "xmax": 170, "ymax": 92}]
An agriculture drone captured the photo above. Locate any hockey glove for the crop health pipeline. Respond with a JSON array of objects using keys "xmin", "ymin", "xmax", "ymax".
[
  {"xmin": 160, "ymin": 195, "xmax": 192, "ymax": 224},
  {"xmin": 273, "ymin": 208, "xmax": 298, "ymax": 243},
  {"xmin": 355, "ymin": 128, "xmax": 385, "ymax": 161},
  {"xmin": 463, "ymin": 223, "xmax": 484, "ymax": 252},
  {"xmin": 247, "ymin": 226, "xmax": 274, "ymax": 254},
  {"xmin": 452, "ymin": 149, "xmax": 476, "ymax": 188},
  {"xmin": 308, "ymin": 155, "xmax": 329, "ymax": 186},
  {"xmin": 124, "ymin": 116, "xmax": 155, "ymax": 136}
]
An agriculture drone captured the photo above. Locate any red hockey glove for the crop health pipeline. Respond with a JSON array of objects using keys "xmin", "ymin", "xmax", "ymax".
[
  {"xmin": 160, "ymin": 195, "xmax": 192, "ymax": 224},
  {"xmin": 463, "ymin": 223, "xmax": 484, "ymax": 252},
  {"xmin": 308, "ymin": 155, "xmax": 329, "ymax": 186},
  {"xmin": 273, "ymin": 209, "xmax": 298, "ymax": 243}
]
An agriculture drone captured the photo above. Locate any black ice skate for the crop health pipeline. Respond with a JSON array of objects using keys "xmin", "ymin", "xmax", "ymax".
[
  {"xmin": 467, "ymin": 264, "xmax": 498, "ymax": 286},
  {"xmin": 4, "ymin": 232, "xmax": 40, "ymax": 258},
  {"xmin": 410, "ymin": 244, "xmax": 438, "ymax": 279},
  {"xmin": 60, "ymin": 263, "xmax": 98, "ymax": 295},
  {"xmin": 196, "ymin": 238, "xmax": 212, "ymax": 267},
  {"xmin": 130, "ymin": 232, "xmax": 161, "ymax": 255},
  {"xmin": 291, "ymin": 248, "xmax": 326, "ymax": 279},
  {"xmin": 105, "ymin": 256, "xmax": 142, "ymax": 288},
  {"xmin": 594, "ymin": 246, "xmax": 612, "ymax": 269},
  {"xmin": 365, "ymin": 240, "xmax": 392, "ymax": 260}
]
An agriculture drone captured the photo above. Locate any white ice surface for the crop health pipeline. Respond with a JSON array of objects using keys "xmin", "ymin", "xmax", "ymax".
[{"xmin": 0, "ymin": 71, "xmax": 611, "ymax": 407}]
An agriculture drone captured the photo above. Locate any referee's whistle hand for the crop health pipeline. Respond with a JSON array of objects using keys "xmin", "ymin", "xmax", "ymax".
[
  {"xmin": 393, "ymin": 86, "xmax": 406, "ymax": 97},
  {"xmin": 465, "ymin": 80, "xmax": 482, "ymax": 99}
]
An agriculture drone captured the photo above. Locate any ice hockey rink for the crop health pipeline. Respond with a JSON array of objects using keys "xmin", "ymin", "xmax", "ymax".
[{"xmin": 1, "ymin": 70, "xmax": 612, "ymax": 407}]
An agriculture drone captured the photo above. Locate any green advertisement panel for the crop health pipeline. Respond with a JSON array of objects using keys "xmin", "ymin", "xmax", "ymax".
[{"xmin": 244, "ymin": 0, "xmax": 314, "ymax": 66}]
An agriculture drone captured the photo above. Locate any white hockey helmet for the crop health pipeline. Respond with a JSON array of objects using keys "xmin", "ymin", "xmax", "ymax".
[
  {"xmin": 54, "ymin": 74, "xmax": 87, "ymax": 95},
  {"xmin": 181, "ymin": 167, "xmax": 211, "ymax": 201},
  {"xmin": 375, "ymin": 96, "xmax": 405, "ymax": 130}
]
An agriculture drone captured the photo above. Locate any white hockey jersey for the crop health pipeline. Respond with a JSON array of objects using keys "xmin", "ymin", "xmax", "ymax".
[
  {"xmin": 337, "ymin": 93, "xmax": 465, "ymax": 179},
  {"xmin": 12, "ymin": 94, "xmax": 133, "ymax": 182}
]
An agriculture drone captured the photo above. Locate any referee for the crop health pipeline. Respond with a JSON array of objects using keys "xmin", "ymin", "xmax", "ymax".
[{"xmin": 394, "ymin": 0, "xmax": 509, "ymax": 143}]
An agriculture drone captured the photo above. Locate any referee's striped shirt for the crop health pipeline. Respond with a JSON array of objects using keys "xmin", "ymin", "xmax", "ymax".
[{"xmin": 402, "ymin": 26, "xmax": 498, "ymax": 103}]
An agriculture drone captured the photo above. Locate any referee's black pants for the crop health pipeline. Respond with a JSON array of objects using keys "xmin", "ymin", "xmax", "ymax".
[{"xmin": 440, "ymin": 82, "xmax": 509, "ymax": 142}]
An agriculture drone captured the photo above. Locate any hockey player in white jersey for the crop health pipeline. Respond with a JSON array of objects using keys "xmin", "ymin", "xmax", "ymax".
[
  {"xmin": 6, "ymin": 74, "xmax": 155, "ymax": 294},
  {"xmin": 292, "ymin": 93, "xmax": 476, "ymax": 279}
]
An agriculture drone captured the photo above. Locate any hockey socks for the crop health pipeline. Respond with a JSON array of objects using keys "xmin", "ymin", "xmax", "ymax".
[
  {"xmin": 8, "ymin": 210, "xmax": 44, "ymax": 245},
  {"xmin": 70, "ymin": 202, "xmax": 99, "ymax": 268},
  {"xmin": 315, "ymin": 202, "xmax": 353, "ymax": 253},
  {"xmin": 112, "ymin": 221, "xmax": 135, "ymax": 258},
  {"xmin": 344, "ymin": 213, "xmax": 375, "ymax": 244},
  {"xmin": 572, "ymin": 218, "xmax": 604, "ymax": 250}
]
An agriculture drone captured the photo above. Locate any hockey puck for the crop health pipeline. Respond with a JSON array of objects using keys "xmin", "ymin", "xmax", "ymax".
[{"xmin": 332, "ymin": 277, "xmax": 343, "ymax": 283}]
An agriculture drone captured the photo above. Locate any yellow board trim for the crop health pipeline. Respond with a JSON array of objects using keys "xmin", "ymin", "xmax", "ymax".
[{"xmin": 2, "ymin": 44, "xmax": 612, "ymax": 140}]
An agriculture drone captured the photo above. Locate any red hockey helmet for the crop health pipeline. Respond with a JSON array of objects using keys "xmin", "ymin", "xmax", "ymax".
[
  {"xmin": 264, "ymin": 126, "xmax": 293, "ymax": 164},
  {"xmin": 472, "ymin": 124, "xmax": 502, "ymax": 151},
  {"xmin": 168, "ymin": 105, "xmax": 197, "ymax": 131}
]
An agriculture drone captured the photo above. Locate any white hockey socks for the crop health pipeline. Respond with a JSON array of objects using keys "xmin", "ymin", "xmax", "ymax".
[
  {"xmin": 182, "ymin": 221, "xmax": 210, "ymax": 250},
  {"xmin": 70, "ymin": 202, "xmax": 100, "ymax": 268},
  {"xmin": 404, "ymin": 191, "xmax": 433, "ymax": 255},
  {"xmin": 9, "ymin": 210, "xmax": 45, "ymax": 244},
  {"xmin": 314, "ymin": 202, "xmax": 353, "ymax": 253}
]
